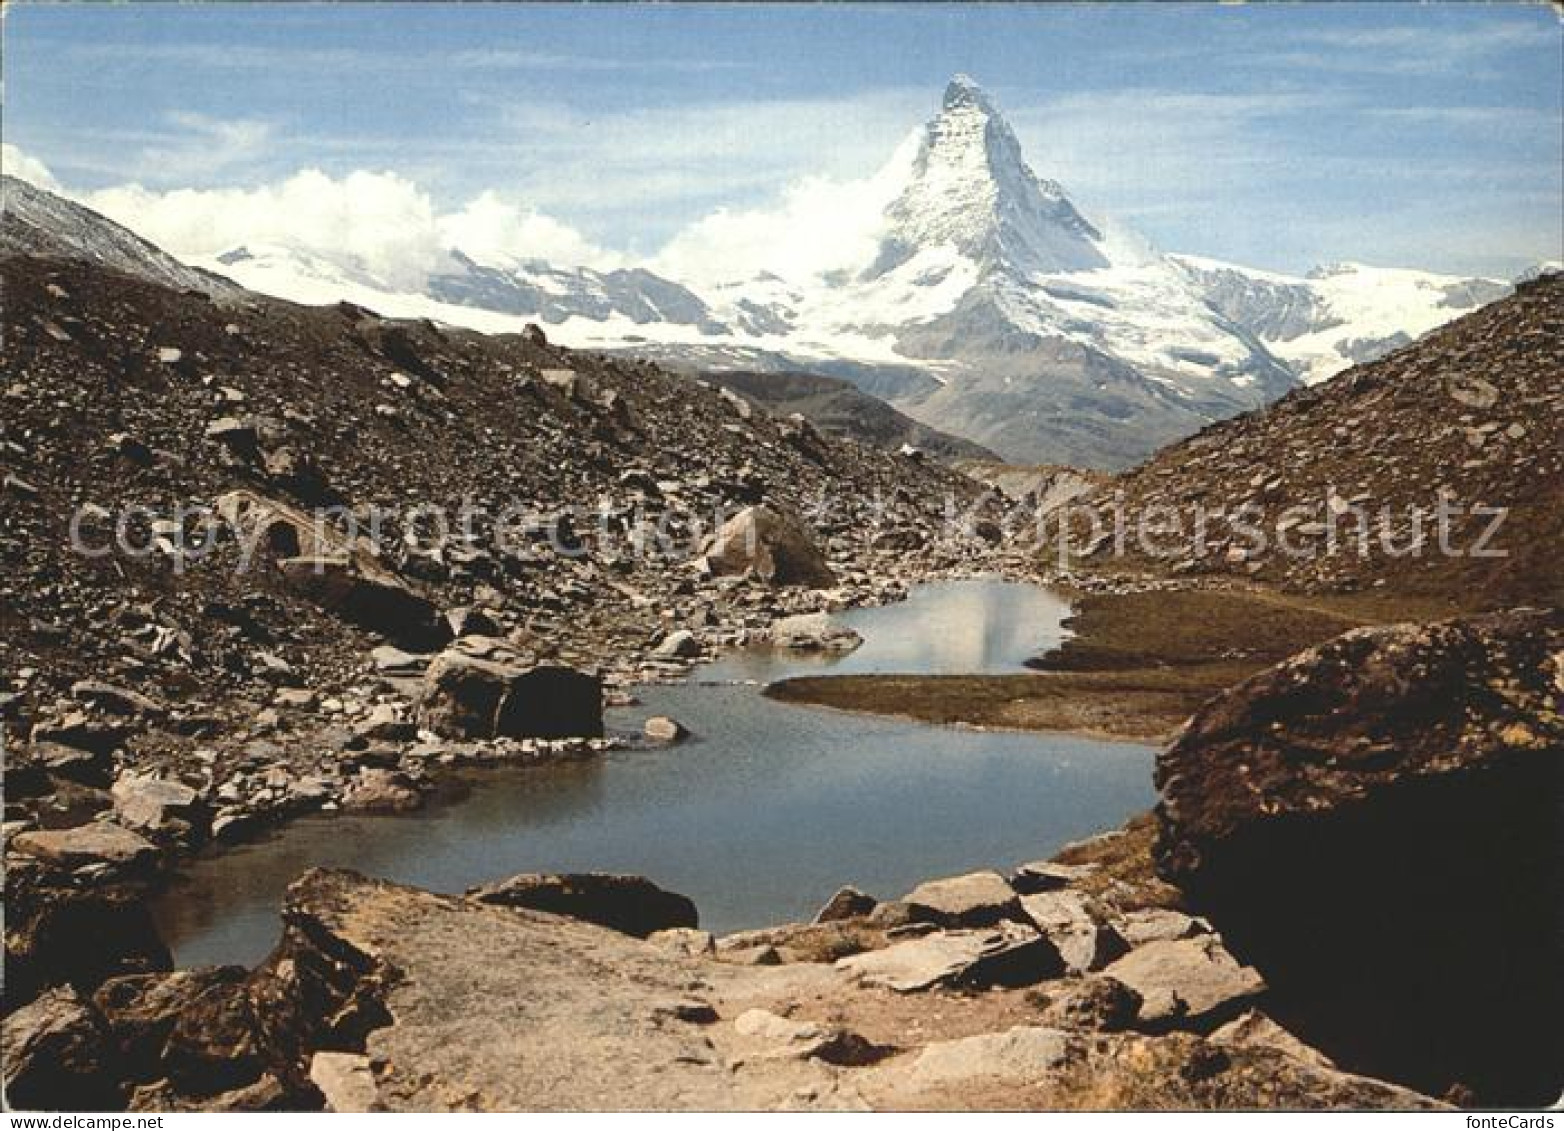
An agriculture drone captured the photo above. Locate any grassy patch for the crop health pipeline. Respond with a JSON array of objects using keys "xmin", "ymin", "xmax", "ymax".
[{"xmin": 767, "ymin": 586, "xmax": 1466, "ymax": 745}]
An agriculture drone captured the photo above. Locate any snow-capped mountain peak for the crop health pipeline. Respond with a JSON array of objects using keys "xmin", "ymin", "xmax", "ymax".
[{"xmin": 867, "ymin": 75, "xmax": 1108, "ymax": 279}]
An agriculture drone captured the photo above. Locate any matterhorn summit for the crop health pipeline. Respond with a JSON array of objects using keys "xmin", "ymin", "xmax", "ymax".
[
  {"xmin": 768, "ymin": 75, "xmax": 1298, "ymax": 465},
  {"xmin": 868, "ymin": 75, "xmax": 1109, "ymax": 279}
]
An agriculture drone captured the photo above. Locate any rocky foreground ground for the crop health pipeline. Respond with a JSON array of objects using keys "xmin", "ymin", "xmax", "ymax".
[{"xmin": 6, "ymin": 607, "xmax": 1558, "ymax": 1111}]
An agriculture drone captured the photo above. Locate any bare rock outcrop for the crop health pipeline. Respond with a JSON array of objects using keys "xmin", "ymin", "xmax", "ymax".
[
  {"xmin": 67, "ymin": 866, "xmax": 1451, "ymax": 1112},
  {"xmin": 468, "ymin": 872, "xmax": 698, "ymax": 938},
  {"xmin": 1155, "ymin": 608, "xmax": 1564, "ymax": 1104},
  {"xmin": 2, "ymin": 987, "xmax": 121, "ymax": 1111}
]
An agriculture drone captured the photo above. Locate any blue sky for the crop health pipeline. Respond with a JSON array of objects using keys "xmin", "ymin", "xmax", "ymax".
[{"xmin": 4, "ymin": 2, "xmax": 1561, "ymax": 276}]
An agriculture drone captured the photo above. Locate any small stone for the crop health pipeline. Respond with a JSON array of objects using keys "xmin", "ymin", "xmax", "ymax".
[{"xmin": 642, "ymin": 715, "xmax": 689, "ymax": 743}]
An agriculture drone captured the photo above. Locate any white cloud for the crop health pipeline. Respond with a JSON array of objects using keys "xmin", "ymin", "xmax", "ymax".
[
  {"xmin": 436, "ymin": 191, "xmax": 622, "ymax": 271},
  {"xmin": 480, "ymin": 89, "xmax": 924, "ymax": 229},
  {"xmin": 75, "ymin": 168, "xmax": 620, "ymax": 290},
  {"xmin": 83, "ymin": 169, "xmax": 447, "ymax": 290},
  {"xmin": 2, "ymin": 143, "xmax": 61, "ymax": 191},
  {"xmin": 652, "ymin": 130, "xmax": 919, "ymax": 285},
  {"xmin": 1251, "ymin": 18, "xmax": 1551, "ymax": 77}
]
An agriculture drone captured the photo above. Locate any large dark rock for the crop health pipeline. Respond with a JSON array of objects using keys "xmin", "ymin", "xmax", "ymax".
[
  {"xmin": 468, "ymin": 872, "xmax": 698, "ymax": 938},
  {"xmin": 216, "ymin": 489, "xmax": 449, "ymax": 650},
  {"xmin": 5, "ymin": 857, "xmax": 172, "ymax": 1007},
  {"xmin": 416, "ymin": 640, "xmax": 602, "ymax": 740},
  {"xmin": 700, "ymin": 505, "xmax": 836, "ymax": 588},
  {"xmin": 1155, "ymin": 608, "xmax": 1564, "ymax": 1104},
  {"xmin": 2, "ymin": 987, "xmax": 121, "ymax": 1110},
  {"xmin": 94, "ymin": 966, "xmax": 249, "ymax": 1083}
]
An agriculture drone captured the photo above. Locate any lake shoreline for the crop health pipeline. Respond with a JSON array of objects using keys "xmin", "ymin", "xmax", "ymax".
[{"xmin": 766, "ymin": 584, "xmax": 1471, "ymax": 744}]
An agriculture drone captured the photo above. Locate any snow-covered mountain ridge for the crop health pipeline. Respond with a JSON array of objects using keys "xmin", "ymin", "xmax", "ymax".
[
  {"xmin": 1171, "ymin": 255, "xmax": 1516, "ymax": 385},
  {"xmin": 6, "ymin": 77, "xmax": 1538, "ymax": 468}
]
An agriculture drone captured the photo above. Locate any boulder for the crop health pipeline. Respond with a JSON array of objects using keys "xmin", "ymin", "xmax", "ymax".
[
  {"xmin": 12, "ymin": 823, "xmax": 158, "ymax": 870},
  {"xmin": 32, "ymin": 713, "xmax": 125, "ymax": 758},
  {"xmin": 277, "ymin": 555, "xmax": 447, "ymax": 650},
  {"xmin": 216, "ymin": 490, "xmax": 448, "ymax": 650},
  {"xmin": 468, "ymin": 872, "xmax": 698, "ymax": 938},
  {"xmin": 162, "ymin": 978, "xmax": 276, "ymax": 1096},
  {"xmin": 769, "ymin": 612, "xmax": 862, "ymax": 653},
  {"xmin": 1118, "ymin": 908, "xmax": 1211, "ymax": 947},
  {"xmin": 2, "ymin": 987, "xmax": 120, "ymax": 1111},
  {"xmin": 340, "ymin": 768, "xmax": 422, "ymax": 814},
  {"xmin": 370, "ymin": 644, "xmax": 427, "ymax": 676},
  {"xmin": 4, "ymin": 865, "xmax": 172, "ymax": 1003},
  {"xmin": 813, "ymin": 885, "xmax": 878, "ymax": 923},
  {"xmin": 837, "ymin": 924, "xmax": 1061, "ymax": 992},
  {"xmin": 1101, "ymin": 937, "xmax": 1264, "ymax": 1030},
  {"xmin": 652, "ymin": 629, "xmax": 702, "ymax": 658},
  {"xmin": 30, "ymin": 740, "xmax": 112, "ymax": 786},
  {"xmin": 93, "ymin": 967, "xmax": 249, "ymax": 1082},
  {"xmin": 1020, "ymin": 891, "xmax": 1129, "ymax": 974},
  {"xmin": 1049, "ymin": 975, "xmax": 1144, "ymax": 1032},
  {"xmin": 902, "ymin": 870, "xmax": 1024, "ymax": 928},
  {"xmin": 416, "ymin": 644, "xmax": 602, "ymax": 740},
  {"xmin": 700, "ymin": 505, "xmax": 836, "ymax": 588},
  {"xmin": 111, "ymin": 773, "xmax": 207, "ymax": 838},
  {"xmin": 1154, "ymin": 608, "xmax": 1564, "ymax": 1104},
  {"xmin": 204, "ymin": 415, "xmax": 258, "ymax": 452},
  {"xmin": 69, "ymin": 681, "xmax": 165, "ymax": 718}
]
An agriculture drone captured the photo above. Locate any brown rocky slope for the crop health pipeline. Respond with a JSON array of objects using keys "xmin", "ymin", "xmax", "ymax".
[
  {"xmin": 1101, "ymin": 273, "xmax": 1563, "ymax": 606},
  {"xmin": 0, "ymin": 246, "xmax": 1007, "ymax": 1007}
]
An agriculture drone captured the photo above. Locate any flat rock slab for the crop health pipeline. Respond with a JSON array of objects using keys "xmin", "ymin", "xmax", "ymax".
[
  {"xmin": 1103, "ymin": 937, "xmax": 1265, "ymax": 1028},
  {"xmin": 837, "ymin": 931, "xmax": 998, "ymax": 992},
  {"xmin": 12, "ymin": 822, "xmax": 158, "ymax": 869},
  {"xmin": 836, "ymin": 925, "xmax": 1058, "ymax": 992},
  {"xmin": 901, "ymin": 871, "xmax": 1022, "ymax": 928},
  {"xmin": 904, "ymin": 1026, "xmax": 1072, "ymax": 1088}
]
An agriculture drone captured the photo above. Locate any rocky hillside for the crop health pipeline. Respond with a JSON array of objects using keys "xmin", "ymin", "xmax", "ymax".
[
  {"xmin": 0, "ymin": 247, "xmax": 1004, "ymax": 882},
  {"xmin": 1101, "ymin": 273, "xmax": 1564, "ymax": 606},
  {"xmin": 1, "ymin": 175, "xmax": 239, "ymax": 299},
  {"xmin": 699, "ymin": 370, "xmax": 998, "ymax": 462}
]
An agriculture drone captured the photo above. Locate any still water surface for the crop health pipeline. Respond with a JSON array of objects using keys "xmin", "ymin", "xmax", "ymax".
[{"xmin": 153, "ymin": 579, "xmax": 1155, "ymax": 966}]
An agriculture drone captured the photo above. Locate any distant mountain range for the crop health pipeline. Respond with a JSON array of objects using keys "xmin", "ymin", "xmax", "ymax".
[
  {"xmin": 1170, "ymin": 256, "xmax": 1517, "ymax": 386},
  {"xmin": 5, "ymin": 77, "xmax": 1549, "ymax": 468}
]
